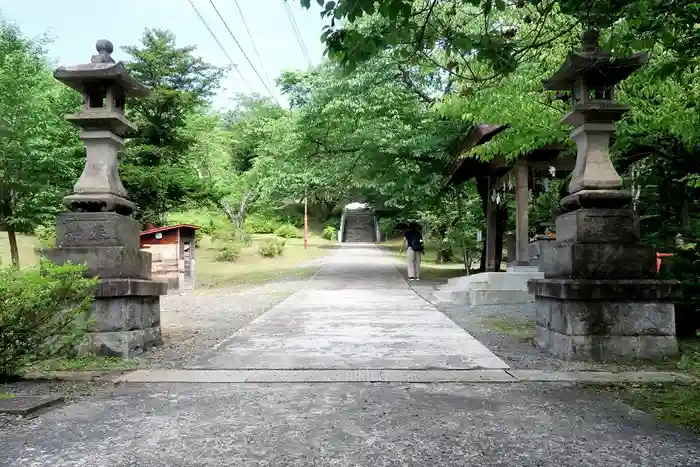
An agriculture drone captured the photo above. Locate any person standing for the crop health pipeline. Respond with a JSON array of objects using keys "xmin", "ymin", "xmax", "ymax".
[{"xmin": 401, "ymin": 223, "xmax": 424, "ymax": 281}]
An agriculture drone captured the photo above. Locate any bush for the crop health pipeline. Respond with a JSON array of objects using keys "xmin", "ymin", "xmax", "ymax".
[
  {"xmin": 0, "ymin": 261, "xmax": 97, "ymax": 379},
  {"xmin": 245, "ymin": 215, "xmax": 279, "ymax": 234},
  {"xmin": 168, "ymin": 210, "xmax": 229, "ymax": 237},
  {"xmin": 34, "ymin": 225, "xmax": 56, "ymax": 248},
  {"xmin": 274, "ymin": 223, "xmax": 301, "ymax": 238},
  {"xmin": 279, "ymin": 215, "xmax": 303, "ymax": 228},
  {"xmin": 259, "ymin": 238, "xmax": 286, "ymax": 257},
  {"xmin": 322, "ymin": 225, "xmax": 337, "ymax": 241},
  {"xmin": 215, "ymin": 243, "xmax": 242, "ymax": 262}
]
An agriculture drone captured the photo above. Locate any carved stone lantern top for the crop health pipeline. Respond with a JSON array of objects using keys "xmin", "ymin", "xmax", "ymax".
[
  {"xmin": 54, "ymin": 40, "xmax": 150, "ymax": 215},
  {"xmin": 542, "ymin": 30, "xmax": 648, "ymax": 126},
  {"xmin": 53, "ymin": 40, "xmax": 150, "ymax": 136}
]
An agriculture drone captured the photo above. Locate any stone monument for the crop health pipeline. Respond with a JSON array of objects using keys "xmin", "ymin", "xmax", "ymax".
[
  {"xmin": 528, "ymin": 30, "xmax": 680, "ymax": 361},
  {"xmin": 44, "ymin": 40, "xmax": 167, "ymax": 357}
]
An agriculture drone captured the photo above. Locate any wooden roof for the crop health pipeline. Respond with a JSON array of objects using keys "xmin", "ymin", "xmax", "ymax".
[
  {"xmin": 140, "ymin": 224, "xmax": 200, "ymax": 236},
  {"xmin": 445, "ymin": 123, "xmax": 509, "ymax": 182}
]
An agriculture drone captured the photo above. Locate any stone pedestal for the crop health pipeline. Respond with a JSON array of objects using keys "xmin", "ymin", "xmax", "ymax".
[
  {"xmin": 45, "ymin": 213, "xmax": 166, "ymax": 356},
  {"xmin": 529, "ymin": 195, "xmax": 679, "ymax": 361},
  {"xmin": 530, "ymin": 279, "xmax": 679, "ymax": 360}
]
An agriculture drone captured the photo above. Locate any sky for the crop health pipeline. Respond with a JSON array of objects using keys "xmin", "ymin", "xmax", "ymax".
[{"xmin": 0, "ymin": 0, "xmax": 329, "ymax": 108}]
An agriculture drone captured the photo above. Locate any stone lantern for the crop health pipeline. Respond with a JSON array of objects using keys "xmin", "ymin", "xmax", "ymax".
[
  {"xmin": 45, "ymin": 40, "xmax": 167, "ymax": 357},
  {"xmin": 528, "ymin": 30, "xmax": 679, "ymax": 361}
]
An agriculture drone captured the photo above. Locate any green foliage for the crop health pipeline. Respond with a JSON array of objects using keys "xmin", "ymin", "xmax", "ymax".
[
  {"xmin": 215, "ymin": 243, "xmax": 242, "ymax": 262},
  {"xmin": 0, "ymin": 261, "xmax": 98, "ymax": 379},
  {"xmin": 322, "ymin": 225, "xmax": 337, "ymax": 241},
  {"xmin": 258, "ymin": 238, "xmax": 286, "ymax": 257},
  {"xmin": 121, "ymin": 29, "xmax": 226, "ymax": 225},
  {"xmin": 300, "ymin": 0, "xmax": 698, "ymax": 78},
  {"xmin": 245, "ymin": 214, "xmax": 280, "ymax": 234},
  {"xmin": 274, "ymin": 223, "xmax": 301, "ymax": 238},
  {"xmin": 377, "ymin": 218, "xmax": 397, "ymax": 240},
  {"xmin": 0, "ymin": 23, "xmax": 83, "ymax": 265},
  {"xmin": 34, "ymin": 225, "xmax": 56, "ymax": 248}
]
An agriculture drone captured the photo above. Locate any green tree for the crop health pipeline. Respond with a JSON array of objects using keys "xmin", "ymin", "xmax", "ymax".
[
  {"xmin": 0, "ymin": 24, "xmax": 82, "ymax": 266},
  {"xmin": 121, "ymin": 29, "xmax": 225, "ymax": 225},
  {"xmin": 297, "ymin": 0, "xmax": 699, "ymax": 76}
]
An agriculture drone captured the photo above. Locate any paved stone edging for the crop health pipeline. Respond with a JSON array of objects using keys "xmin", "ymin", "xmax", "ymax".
[{"xmin": 116, "ymin": 369, "xmax": 695, "ymax": 384}]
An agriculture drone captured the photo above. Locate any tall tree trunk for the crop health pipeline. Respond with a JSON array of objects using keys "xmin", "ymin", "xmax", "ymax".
[{"xmin": 7, "ymin": 226, "xmax": 19, "ymax": 268}]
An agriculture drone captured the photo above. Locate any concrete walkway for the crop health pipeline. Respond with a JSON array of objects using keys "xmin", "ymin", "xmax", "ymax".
[
  {"xmin": 3, "ymin": 245, "xmax": 700, "ymax": 466},
  {"xmin": 197, "ymin": 245, "xmax": 506, "ymax": 371}
]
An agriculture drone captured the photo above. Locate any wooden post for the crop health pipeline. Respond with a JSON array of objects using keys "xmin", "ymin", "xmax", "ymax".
[
  {"xmin": 303, "ymin": 194, "xmax": 308, "ymax": 249},
  {"xmin": 515, "ymin": 159, "xmax": 529, "ymax": 265},
  {"xmin": 485, "ymin": 181, "xmax": 498, "ymax": 272}
]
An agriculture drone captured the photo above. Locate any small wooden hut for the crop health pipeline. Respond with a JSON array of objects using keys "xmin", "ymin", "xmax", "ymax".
[{"xmin": 140, "ymin": 224, "xmax": 199, "ymax": 294}]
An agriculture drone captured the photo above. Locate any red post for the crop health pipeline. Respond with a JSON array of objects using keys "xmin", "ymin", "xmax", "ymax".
[
  {"xmin": 303, "ymin": 195, "xmax": 308, "ymax": 250},
  {"xmin": 656, "ymin": 252, "xmax": 673, "ymax": 273}
]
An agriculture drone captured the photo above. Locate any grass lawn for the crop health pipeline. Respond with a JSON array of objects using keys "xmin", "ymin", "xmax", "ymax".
[
  {"xmin": 380, "ymin": 238, "xmax": 471, "ymax": 282},
  {"xmin": 0, "ymin": 232, "xmax": 40, "ymax": 268},
  {"xmin": 27, "ymin": 356, "xmax": 140, "ymax": 373},
  {"xmin": 196, "ymin": 232, "xmax": 339, "ymax": 289},
  {"xmin": 480, "ymin": 317, "xmax": 536, "ymax": 339},
  {"xmin": 0, "ymin": 229, "xmax": 339, "ymax": 290},
  {"xmin": 593, "ymin": 340, "xmax": 700, "ymax": 434}
]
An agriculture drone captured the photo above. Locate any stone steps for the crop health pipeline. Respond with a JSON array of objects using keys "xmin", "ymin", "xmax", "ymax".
[
  {"xmin": 433, "ymin": 271, "xmax": 543, "ymax": 306},
  {"xmin": 343, "ymin": 209, "xmax": 375, "ymax": 243}
]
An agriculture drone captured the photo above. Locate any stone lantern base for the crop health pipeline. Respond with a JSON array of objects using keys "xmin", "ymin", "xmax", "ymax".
[
  {"xmin": 528, "ymin": 205, "xmax": 679, "ymax": 361},
  {"xmin": 44, "ymin": 212, "xmax": 166, "ymax": 357},
  {"xmin": 529, "ymin": 279, "xmax": 679, "ymax": 361}
]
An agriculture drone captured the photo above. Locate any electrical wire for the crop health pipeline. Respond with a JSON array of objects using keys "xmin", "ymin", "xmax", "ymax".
[
  {"xmin": 231, "ymin": 0, "xmax": 276, "ymax": 92},
  {"xmin": 186, "ymin": 0, "xmax": 254, "ymax": 94},
  {"xmin": 281, "ymin": 0, "xmax": 312, "ymax": 68},
  {"xmin": 208, "ymin": 0, "xmax": 281, "ymax": 104}
]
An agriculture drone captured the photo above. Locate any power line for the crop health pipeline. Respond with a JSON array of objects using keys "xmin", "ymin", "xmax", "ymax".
[
  {"xmin": 231, "ymin": 0, "xmax": 276, "ymax": 91},
  {"xmin": 186, "ymin": 0, "xmax": 254, "ymax": 94},
  {"xmin": 281, "ymin": 0, "xmax": 312, "ymax": 68},
  {"xmin": 208, "ymin": 0, "xmax": 281, "ymax": 104}
]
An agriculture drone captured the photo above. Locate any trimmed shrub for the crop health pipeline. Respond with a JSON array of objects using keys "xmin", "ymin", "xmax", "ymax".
[
  {"xmin": 215, "ymin": 243, "xmax": 242, "ymax": 262},
  {"xmin": 259, "ymin": 238, "xmax": 286, "ymax": 257},
  {"xmin": 322, "ymin": 225, "xmax": 337, "ymax": 241},
  {"xmin": 0, "ymin": 261, "xmax": 97, "ymax": 379},
  {"xmin": 274, "ymin": 223, "xmax": 301, "ymax": 239}
]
